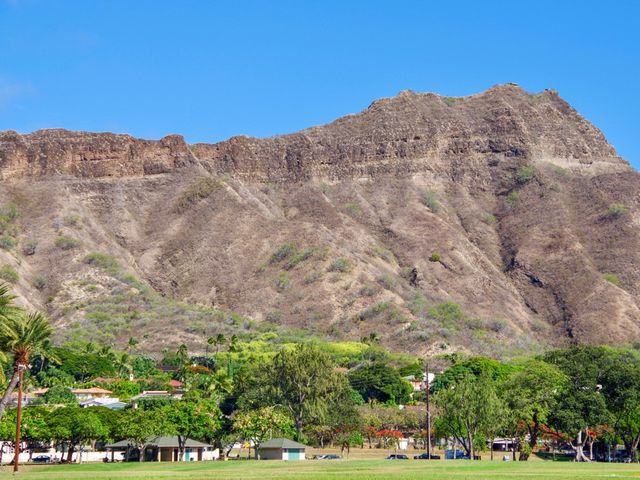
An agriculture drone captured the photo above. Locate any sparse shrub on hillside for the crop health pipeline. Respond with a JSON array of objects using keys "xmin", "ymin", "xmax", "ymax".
[
  {"xmin": 84, "ymin": 252, "xmax": 120, "ymax": 272},
  {"xmin": 175, "ymin": 177, "xmax": 222, "ymax": 211},
  {"xmin": 377, "ymin": 273, "xmax": 397, "ymax": 290},
  {"xmin": 481, "ymin": 213, "xmax": 497, "ymax": 225},
  {"xmin": 0, "ymin": 235, "xmax": 16, "ymax": 250},
  {"xmin": 359, "ymin": 302, "xmax": 390, "ymax": 321},
  {"xmin": 428, "ymin": 301, "xmax": 465, "ymax": 328},
  {"xmin": 442, "ymin": 97, "xmax": 457, "ymax": 107},
  {"xmin": 55, "ymin": 235, "xmax": 80, "ymax": 250},
  {"xmin": 603, "ymin": 273, "xmax": 621, "ymax": 286},
  {"xmin": 343, "ymin": 202, "xmax": 362, "ymax": 216},
  {"xmin": 0, "ymin": 265, "xmax": 19, "ymax": 283},
  {"xmin": 506, "ymin": 190, "xmax": 521, "ymax": 206},
  {"xmin": 371, "ymin": 245, "xmax": 396, "ymax": 263},
  {"xmin": 516, "ymin": 165, "xmax": 536, "ymax": 184},
  {"xmin": 328, "ymin": 257, "xmax": 353, "ymax": 273},
  {"xmin": 604, "ymin": 203, "xmax": 630, "ymax": 219},
  {"xmin": 487, "ymin": 318, "xmax": 508, "ymax": 333},
  {"xmin": 33, "ymin": 275, "xmax": 48, "ymax": 290},
  {"xmin": 303, "ymin": 270, "xmax": 323, "ymax": 284},
  {"xmin": 266, "ymin": 310, "xmax": 283, "ymax": 322},
  {"xmin": 63, "ymin": 214, "xmax": 81, "ymax": 226},
  {"xmin": 274, "ymin": 272, "xmax": 291, "ymax": 292},
  {"xmin": 359, "ymin": 282, "xmax": 381, "ymax": 297},
  {"xmin": 407, "ymin": 292, "xmax": 427, "ymax": 316},
  {"xmin": 1, "ymin": 202, "xmax": 19, "ymax": 220},
  {"xmin": 22, "ymin": 239, "xmax": 38, "ymax": 256},
  {"xmin": 270, "ymin": 242, "xmax": 297, "ymax": 263},
  {"xmin": 284, "ymin": 248, "xmax": 316, "ymax": 270},
  {"xmin": 422, "ymin": 190, "xmax": 440, "ymax": 212},
  {"xmin": 429, "ymin": 252, "xmax": 441, "ymax": 263}
]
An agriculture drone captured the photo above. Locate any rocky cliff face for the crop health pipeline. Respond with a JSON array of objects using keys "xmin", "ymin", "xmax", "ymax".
[{"xmin": 0, "ymin": 85, "xmax": 637, "ymax": 356}]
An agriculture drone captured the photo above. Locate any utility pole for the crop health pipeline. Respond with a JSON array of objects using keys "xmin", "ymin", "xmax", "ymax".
[
  {"xmin": 425, "ymin": 362, "xmax": 431, "ymax": 459},
  {"xmin": 13, "ymin": 364, "xmax": 26, "ymax": 473}
]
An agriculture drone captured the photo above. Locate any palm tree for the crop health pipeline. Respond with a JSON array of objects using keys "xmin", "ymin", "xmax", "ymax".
[{"xmin": 0, "ymin": 312, "xmax": 57, "ymax": 421}]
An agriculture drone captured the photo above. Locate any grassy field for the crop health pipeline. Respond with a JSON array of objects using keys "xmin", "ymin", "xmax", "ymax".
[{"xmin": 2, "ymin": 459, "xmax": 639, "ymax": 480}]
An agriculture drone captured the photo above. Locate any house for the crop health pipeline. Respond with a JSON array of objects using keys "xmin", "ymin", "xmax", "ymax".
[
  {"xmin": 403, "ymin": 372, "xmax": 435, "ymax": 392},
  {"xmin": 80, "ymin": 397, "xmax": 127, "ymax": 410},
  {"xmin": 105, "ymin": 436, "xmax": 213, "ymax": 462},
  {"xmin": 258, "ymin": 438, "xmax": 308, "ymax": 460},
  {"xmin": 24, "ymin": 387, "xmax": 114, "ymax": 403}
]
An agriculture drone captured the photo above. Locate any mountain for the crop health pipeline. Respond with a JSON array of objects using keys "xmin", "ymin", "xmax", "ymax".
[{"xmin": 0, "ymin": 84, "xmax": 638, "ymax": 358}]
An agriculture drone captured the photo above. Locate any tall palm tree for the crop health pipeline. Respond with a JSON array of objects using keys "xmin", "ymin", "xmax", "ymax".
[
  {"xmin": 0, "ymin": 283, "xmax": 20, "ymax": 384},
  {"xmin": 0, "ymin": 312, "xmax": 57, "ymax": 421}
]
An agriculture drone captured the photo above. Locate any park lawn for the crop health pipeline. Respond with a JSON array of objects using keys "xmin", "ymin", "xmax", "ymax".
[{"xmin": 2, "ymin": 459, "xmax": 640, "ymax": 480}]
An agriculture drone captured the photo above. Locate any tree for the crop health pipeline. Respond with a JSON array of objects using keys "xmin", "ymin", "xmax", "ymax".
[
  {"xmin": 500, "ymin": 359, "xmax": 568, "ymax": 460},
  {"xmin": 48, "ymin": 407, "xmax": 109, "ymax": 462},
  {"xmin": 434, "ymin": 373, "xmax": 504, "ymax": 460},
  {"xmin": 248, "ymin": 344, "xmax": 354, "ymax": 440},
  {"xmin": 162, "ymin": 400, "xmax": 221, "ymax": 460},
  {"xmin": 42, "ymin": 385, "xmax": 77, "ymax": 405},
  {"xmin": 115, "ymin": 408, "xmax": 166, "ymax": 461},
  {"xmin": 544, "ymin": 346, "xmax": 613, "ymax": 462},
  {"xmin": 0, "ymin": 312, "xmax": 57, "ymax": 421},
  {"xmin": 233, "ymin": 406, "xmax": 293, "ymax": 458},
  {"xmin": 348, "ymin": 362, "xmax": 413, "ymax": 404}
]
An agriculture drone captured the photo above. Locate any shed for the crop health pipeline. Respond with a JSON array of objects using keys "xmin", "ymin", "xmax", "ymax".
[
  {"xmin": 105, "ymin": 436, "xmax": 211, "ymax": 462},
  {"xmin": 258, "ymin": 438, "xmax": 307, "ymax": 460}
]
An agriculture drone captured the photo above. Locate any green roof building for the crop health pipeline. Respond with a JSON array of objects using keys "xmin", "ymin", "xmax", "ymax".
[{"xmin": 258, "ymin": 438, "xmax": 308, "ymax": 460}]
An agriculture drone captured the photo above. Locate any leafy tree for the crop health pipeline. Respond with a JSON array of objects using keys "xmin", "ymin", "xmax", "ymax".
[
  {"xmin": 348, "ymin": 362, "xmax": 413, "ymax": 404},
  {"xmin": 48, "ymin": 407, "xmax": 109, "ymax": 462},
  {"xmin": 500, "ymin": 359, "xmax": 568, "ymax": 460},
  {"xmin": 43, "ymin": 385, "xmax": 77, "ymax": 405},
  {"xmin": 431, "ymin": 356, "xmax": 516, "ymax": 392},
  {"xmin": 162, "ymin": 400, "xmax": 221, "ymax": 460},
  {"xmin": 434, "ymin": 373, "xmax": 504, "ymax": 459},
  {"xmin": 246, "ymin": 344, "xmax": 355, "ymax": 440},
  {"xmin": 115, "ymin": 408, "xmax": 166, "ymax": 461},
  {"xmin": 0, "ymin": 312, "xmax": 57, "ymax": 421},
  {"xmin": 233, "ymin": 406, "xmax": 293, "ymax": 458},
  {"xmin": 544, "ymin": 346, "xmax": 614, "ymax": 461}
]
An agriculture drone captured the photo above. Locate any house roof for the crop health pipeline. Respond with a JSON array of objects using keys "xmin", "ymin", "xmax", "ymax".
[
  {"xmin": 259, "ymin": 438, "xmax": 307, "ymax": 449},
  {"xmin": 72, "ymin": 388, "xmax": 113, "ymax": 395},
  {"xmin": 169, "ymin": 379, "xmax": 183, "ymax": 388},
  {"xmin": 106, "ymin": 436, "xmax": 211, "ymax": 449}
]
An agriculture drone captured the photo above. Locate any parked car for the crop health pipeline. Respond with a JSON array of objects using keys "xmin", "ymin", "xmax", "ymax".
[
  {"xmin": 32, "ymin": 455, "xmax": 52, "ymax": 463},
  {"xmin": 315, "ymin": 454, "xmax": 342, "ymax": 460},
  {"xmin": 414, "ymin": 452, "xmax": 441, "ymax": 460},
  {"xmin": 386, "ymin": 454, "xmax": 409, "ymax": 460},
  {"xmin": 444, "ymin": 449, "xmax": 470, "ymax": 460}
]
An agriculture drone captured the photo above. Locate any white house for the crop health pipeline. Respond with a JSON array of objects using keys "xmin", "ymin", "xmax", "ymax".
[{"xmin": 258, "ymin": 438, "xmax": 307, "ymax": 460}]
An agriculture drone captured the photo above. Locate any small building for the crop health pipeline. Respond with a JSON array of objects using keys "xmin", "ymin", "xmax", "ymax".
[
  {"xmin": 258, "ymin": 438, "xmax": 307, "ymax": 460},
  {"xmin": 105, "ymin": 436, "xmax": 212, "ymax": 462}
]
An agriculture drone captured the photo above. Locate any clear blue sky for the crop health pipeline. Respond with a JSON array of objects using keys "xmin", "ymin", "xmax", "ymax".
[{"xmin": 1, "ymin": 0, "xmax": 638, "ymax": 167}]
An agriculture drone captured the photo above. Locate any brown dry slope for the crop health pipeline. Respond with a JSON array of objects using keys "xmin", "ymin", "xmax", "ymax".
[{"xmin": 0, "ymin": 84, "xmax": 638, "ymax": 357}]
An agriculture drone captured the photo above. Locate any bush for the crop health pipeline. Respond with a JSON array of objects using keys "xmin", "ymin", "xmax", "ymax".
[
  {"xmin": 377, "ymin": 273, "xmax": 397, "ymax": 290},
  {"xmin": 33, "ymin": 275, "xmax": 48, "ymax": 290},
  {"xmin": 343, "ymin": 203, "xmax": 362, "ymax": 215},
  {"xmin": 63, "ymin": 214, "xmax": 81, "ymax": 226},
  {"xmin": 285, "ymin": 248, "xmax": 315, "ymax": 270},
  {"xmin": 372, "ymin": 245, "xmax": 396, "ymax": 263},
  {"xmin": 603, "ymin": 273, "xmax": 621, "ymax": 286},
  {"xmin": 274, "ymin": 272, "xmax": 291, "ymax": 291},
  {"xmin": 605, "ymin": 203, "xmax": 629, "ymax": 219},
  {"xmin": 0, "ymin": 265, "xmax": 19, "ymax": 283},
  {"xmin": 516, "ymin": 165, "xmax": 536, "ymax": 183},
  {"xmin": 481, "ymin": 213, "xmax": 497, "ymax": 225},
  {"xmin": 506, "ymin": 190, "xmax": 521, "ymax": 206},
  {"xmin": 22, "ymin": 239, "xmax": 38, "ymax": 256},
  {"xmin": 429, "ymin": 252, "xmax": 441, "ymax": 262},
  {"xmin": 55, "ymin": 235, "xmax": 80, "ymax": 250},
  {"xmin": 1, "ymin": 202, "xmax": 19, "ymax": 220},
  {"xmin": 422, "ymin": 191, "xmax": 440, "ymax": 212},
  {"xmin": 270, "ymin": 242, "xmax": 297, "ymax": 263},
  {"xmin": 84, "ymin": 252, "xmax": 119, "ymax": 271},
  {"xmin": 328, "ymin": 257, "xmax": 353, "ymax": 273},
  {"xmin": 359, "ymin": 283, "xmax": 380, "ymax": 297},
  {"xmin": 175, "ymin": 177, "xmax": 222, "ymax": 211},
  {"xmin": 407, "ymin": 292, "xmax": 427, "ymax": 316},
  {"xmin": 359, "ymin": 302, "xmax": 390, "ymax": 321},
  {"xmin": 303, "ymin": 271, "xmax": 323, "ymax": 284},
  {"xmin": 0, "ymin": 235, "xmax": 16, "ymax": 250}
]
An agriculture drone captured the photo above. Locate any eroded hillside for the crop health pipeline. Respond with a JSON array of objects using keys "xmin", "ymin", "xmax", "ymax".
[{"xmin": 0, "ymin": 84, "xmax": 638, "ymax": 357}]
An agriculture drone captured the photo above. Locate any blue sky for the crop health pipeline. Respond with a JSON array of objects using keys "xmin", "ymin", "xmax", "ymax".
[{"xmin": 1, "ymin": 0, "xmax": 638, "ymax": 167}]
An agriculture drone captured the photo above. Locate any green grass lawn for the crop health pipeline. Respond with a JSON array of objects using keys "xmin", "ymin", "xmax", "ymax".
[{"xmin": 2, "ymin": 459, "xmax": 639, "ymax": 480}]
